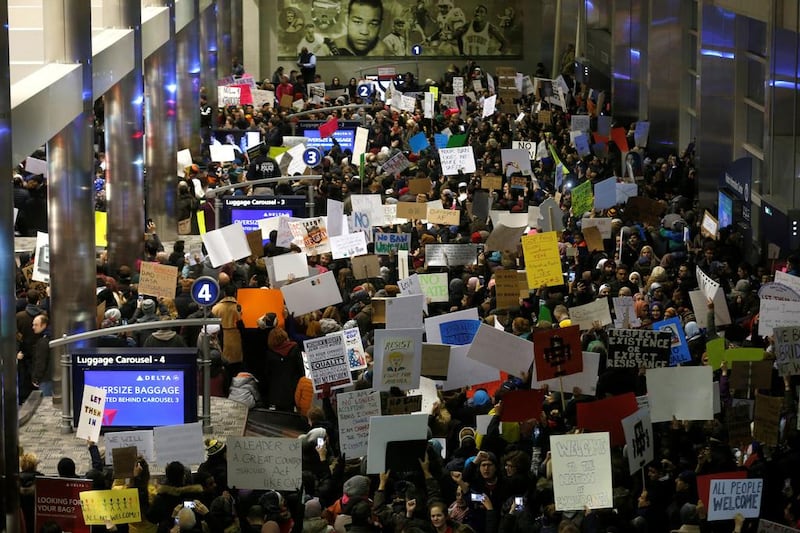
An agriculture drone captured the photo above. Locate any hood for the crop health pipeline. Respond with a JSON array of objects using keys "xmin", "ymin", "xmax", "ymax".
[
  {"xmin": 273, "ymin": 339, "xmax": 298, "ymax": 357},
  {"xmin": 231, "ymin": 372, "xmax": 258, "ymax": 386},
  {"xmin": 26, "ymin": 304, "xmax": 42, "ymax": 317},
  {"xmin": 156, "ymin": 483, "xmax": 204, "ymax": 496},
  {"xmin": 151, "ymin": 329, "xmax": 177, "ymax": 341}
]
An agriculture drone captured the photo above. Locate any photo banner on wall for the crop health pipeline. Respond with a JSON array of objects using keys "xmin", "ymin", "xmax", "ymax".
[{"xmin": 277, "ymin": 0, "xmax": 524, "ymax": 59}]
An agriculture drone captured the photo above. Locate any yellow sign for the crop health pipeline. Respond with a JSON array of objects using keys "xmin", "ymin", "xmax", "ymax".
[
  {"xmin": 79, "ymin": 488, "xmax": 141, "ymax": 525},
  {"xmin": 521, "ymin": 231, "xmax": 563, "ymax": 288},
  {"xmin": 95, "ymin": 211, "xmax": 107, "ymax": 247},
  {"xmin": 705, "ymin": 337, "xmax": 764, "ymax": 370}
]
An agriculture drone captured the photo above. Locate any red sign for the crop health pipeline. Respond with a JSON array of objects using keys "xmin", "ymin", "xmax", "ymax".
[
  {"xmin": 576, "ymin": 392, "xmax": 638, "ymax": 446},
  {"xmin": 35, "ymin": 477, "xmax": 93, "ymax": 533},
  {"xmin": 500, "ymin": 389, "xmax": 545, "ymax": 422},
  {"xmin": 533, "ymin": 325, "xmax": 583, "ymax": 381}
]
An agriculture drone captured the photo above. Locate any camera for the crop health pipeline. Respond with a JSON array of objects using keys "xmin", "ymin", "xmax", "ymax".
[
  {"xmin": 317, "ymin": 437, "xmax": 325, "ymax": 447},
  {"xmin": 184, "ymin": 501, "xmax": 195, "ymax": 509},
  {"xmin": 471, "ymin": 493, "xmax": 485, "ymax": 503}
]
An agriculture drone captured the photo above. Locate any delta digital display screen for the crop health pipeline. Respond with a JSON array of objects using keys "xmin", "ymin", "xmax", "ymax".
[
  {"xmin": 301, "ymin": 128, "xmax": 356, "ymax": 153},
  {"xmin": 718, "ymin": 191, "xmax": 733, "ymax": 229},
  {"xmin": 222, "ymin": 196, "xmax": 307, "ymax": 243},
  {"xmin": 72, "ymin": 348, "xmax": 197, "ymax": 431},
  {"xmin": 230, "ymin": 209, "xmax": 293, "ymax": 242}
]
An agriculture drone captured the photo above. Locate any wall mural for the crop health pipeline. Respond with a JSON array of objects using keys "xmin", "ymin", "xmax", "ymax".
[{"xmin": 277, "ymin": 0, "xmax": 524, "ymax": 59}]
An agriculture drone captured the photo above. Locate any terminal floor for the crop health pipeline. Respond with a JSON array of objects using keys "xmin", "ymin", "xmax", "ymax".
[{"xmin": 19, "ymin": 396, "xmax": 248, "ymax": 476}]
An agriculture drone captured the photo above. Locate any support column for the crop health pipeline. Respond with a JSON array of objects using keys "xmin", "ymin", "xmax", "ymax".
[
  {"xmin": 177, "ymin": 0, "xmax": 201, "ymax": 156},
  {"xmin": 145, "ymin": 1, "xmax": 178, "ymax": 240},
  {"xmin": 0, "ymin": 0, "xmax": 21, "ymax": 529},
  {"xmin": 44, "ymin": 0, "xmax": 96, "ymax": 409},
  {"xmin": 231, "ymin": 0, "xmax": 243, "ymax": 69},
  {"xmin": 217, "ymin": 0, "xmax": 232, "ymax": 78},
  {"xmin": 200, "ymin": 1, "xmax": 218, "ymax": 132},
  {"xmin": 104, "ymin": 1, "xmax": 146, "ymax": 273}
]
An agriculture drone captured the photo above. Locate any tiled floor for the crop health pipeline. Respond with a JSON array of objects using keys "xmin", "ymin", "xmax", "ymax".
[{"xmin": 20, "ymin": 396, "xmax": 248, "ymax": 475}]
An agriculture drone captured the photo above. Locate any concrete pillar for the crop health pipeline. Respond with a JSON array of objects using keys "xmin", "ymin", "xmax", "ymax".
[
  {"xmin": 217, "ymin": 0, "xmax": 233, "ymax": 78},
  {"xmin": 145, "ymin": 1, "xmax": 178, "ymax": 240},
  {"xmin": 104, "ymin": 1, "xmax": 147, "ymax": 273},
  {"xmin": 44, "ymin": 0, "xmax": 97, "ymax": 408},
  {"xmin": 200, "ymin": 1, "xmax": 218, "ymax": 131},
  {"xmin": 231, "ymin": 0, "xmax": 244, "ymax": 70},
  {"xmin": 177, "ymin": 0, "xmax": 202, "ymax": 156},
  {"xmin": 0, "ymin": 1, "xmax": 21, "ymax": 530}
]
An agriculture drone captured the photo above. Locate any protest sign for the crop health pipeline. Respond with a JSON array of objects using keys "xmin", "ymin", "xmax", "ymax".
[
  {"xmin": 385, "ymin": 395, "xmax": 423, "ymax": 415},
  {"xmin": 342, "ymin": 327, "xmax": 367, "ymax": 371},
  {"xmin": 382, "ymin": 151, "xmax": 411, "ymax": 175},
  {"xmin": 32, "ymin": 232, "xmax": 50, "ymax": 283},
  {"xmin": 593, "ymin": 178, "xmax": 618, "ymax": 210},
  {"xmin": 439, "ymin": 146, "xmax": 477, "ymax": 175},
  {"xmin": 532, "ymin": 351, "xmax": 600, "ymax": 396},
  {"xmin": 152, "ymin": 422, "xmax": 205, "ymax": 467},
  {"xmin": 227, "ymin": 437, "xmax": 302, "ymax": 490},
  {"xmin": 551, "ymin": 432, "xmax": 613, "ymax": 511},
  {"xmin": 426, "ymin": 207, "xmax": 461, "ymax": 226},
  {"xmin": 495, "ymin": 269, "xmax": 522, "ymax": 309},
  {"xmin": 280, "ymin": 271, "xmax": 342, "ymax": 316},
  {"xmin": 425, "ymin": 243, "xmax": 478, "ymax": 267},
  {"xmin": 103, "ymin": 430, "xmax": 155, "ymax": 466},
  {"xmin": 137, "ymin": 262, "xmax": 178, "ymax": 301},
  {"xmin": 373, "ymin": 328, "xmax": 423, "ymax": 391},
  {"xmin": 775, "ymin": 270, "xmax": 800, "ymax": 294},
  {"xmin": 774, "ymin": 326, "xmax": 800, "ymax": 376},
  {"xmin": 701, "ymin": 210, "xmax": 719, "ymax": 239},
  {"xmin": 613, "ymin": 296, "xmax": 641, "ymax": 328},
  {"xmin": 696, "ymin": 266, "xmax": 732, "ymax": 326},
  {"xmin": 646, "ymin": 366, "xmax": 713, "ymax": 422},
  {"xmin": 337, "ymin": 389, "xmax": 381, "ymax": 458},
  {"xmin": 202, "ymin": 223, "xmax": 252, "ymax": 267},
  {"xmin": 304, "ymin": 333, "xmax": 353, "ymax": 392},
  {"xmin": 421, "ymin": 343, "xmax": 451, "ymax": 380},
  {"xmin": 753, "ymin": 393, "xmax": 782, "ymax": 446},
  {"xmin": 634, "ymin": 121, "xmax": 650, "ymax": 147},
  {"xmin": 730, "ymin": 361, "xmax": 773, "ymax": 393},
  {"xmin": 289, "ymin": 217, "xmax": 330, "ymax": 256},
  {"xmin": 424, "ymin": 308, "xmax": 479, "ymax": 345},
  {"xmin": 621, "ymin": 408, "xmax": 654, "ymax": 474},
  {"xmin": 408, "ymin": 177, "xmax": 432, "ymax": 195},
  {"xmin": 366, "ymin": 414, "xmax": 429, "ymax": 474},
  {"xmin": 79, "ymin": 489, "xmax": 140, "ymax": 525},
  {"xmin": 577, "ymin": 392, "xmax": 638, "ymax": 447},
  {"xmin": 759, "ymin": 299, "xmax": 800, "ymax": 336},
  {"xmin": 569, "ymin": 299, "xmax": 613, "ymax": 330},
  {"xmin": 653, "ymin": 317, "xmax": 692, "ymax": 365},
  {"xmin": 704, "ymin": 337, "xmax": 764, "ymax": 370},
  {"xmin": 111, "ymin": 447, "xmax": 138, "ymax": 479},
  {"xmin": 351, "ymin": 254, "xmax": 381, "ymax": 279},
  {"xmin": 351, "ymin": 194, "xmax": 384, "ymax": 226},
  {"xmin": 396, "ymin": 202, "xmax": 429, "ymax": 221},
  {"xmin": 485, "ymin": 223, "xmax": 526, "ymax": 252},
  {"xmin": 385, "ymin": 294, "xmax": 424, "ymax": 330},
  {"xmin": 236, "ymin": 288, "xmax": 285, "ymax": 329},
  {"xmin": 76, "ymin": 385, "xmax": 106, "ymax": 442},
  {"xmin": 727, "ymin": 402, "xmax": 753, "ymax": 447},
  {"xmin": 329, "ymin": 232, "xmax": 368, "ymax": 260},
  {"xmin": 35, "ymin": 477, "xmax": 91, "ymax": 533},
  {"xmin": 439, "ymin": 344, "xmax": 500, "ymax": 391},
  {"xmin": 467, "ymin": 323, "xmax": 534, "ymax": 377},
  {"xmin": 501, "ymin": 148, "xmax": 533, "ymax": 176},
  {"xmin": 418, "ymin": 272, "xmax": 449, "ymax": 303},
  {"xmin": 522, "ymin": 231, "xmax": 563, "ymax": 288},
  {"xmin": 375, "ymin": 232, "xmax": 410, "ymax": 255},
  {"xmin": 533, "ymin": 325, "xmax": 583, "ymax": 381},
  {"xmin": 501, "ymin": 389, "xmax": 545, "ymax": 422},
  {"xmin": 607, "ymin": 329, "xmax": 671, "ymax": 369},
  {"xmin": 581, "ymin": 217, "xmax": 613, "ymax": 239},
  {"xmin": 707, "ymin": 478, "xmax": 763, "ymax": 521},
  {"xmin": 571, "ymin": 180, "xmax": 594, "ymax": 217},
  {"xmin": 481, "ymin": 174, "xmax": 503, "ymax": 191},
  {"xmin": 270, "ymin": 252, "xmax": 308, "ymax": 282}
]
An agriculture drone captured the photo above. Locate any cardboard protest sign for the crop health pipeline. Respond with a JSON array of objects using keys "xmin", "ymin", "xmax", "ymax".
[
  {"xmin": 427, "ymin": 207, "xmax": 461, "ymax": 226},
  {"xmin": 569, "ymin": 299, "xmax": 613, "ymax": 330},
  {"xmin": 494, "ymin": 269, "xmax": 522, "ymax": 309},
  {"xmin": 103, "ymin": 430, "xmax": 155, "ymax": 466},
  {"xmin": 753, "ymin": 393, "xmax": 782, "ymax": 446},
  {"xmin": 35, "ymin": 477, "xmax": 92, "ymax": 532},
  {"xmin": 396, "ymin": 202, "xmax": 429, "ymax": 220},
  {"xmin": 351, "ymin": 254, "xmax": 381, "ymax": 279},
  {"xmin": 425, "ymin": 243, "xmax": 479, "ymax": 267},
  {"xmin": 646, "ymin": 366, "xmax": 713, "ymax": 422},
  {"xmin": 366, "ymin": 413, "xmax": 428, "ymax": 474},
  {"xmin": 774, "ymin": 326, "xmax": 800, "ymax": 376},
  {"xmin": 418, "ymin": 272, "xmax": 449, "ymax": 303},
  {"xmin": 467, "ymin": 323, "xmax": 534, "ymax": 377},
  {"xmin": 500, "ymin": 389, "xmax": 545, "ymax": 422},
  {"xmin": 439, "ymin": 146, "xmax": 476, "ymax": 175},
  {"xmin": 280, "ymin": 271, "xmax": 342, "ymax": 316},
  {"xmin": 653, "ymin": 317, "xmax": 692, "ymax": 365},
  {"xmin": 384, "ymin": 395, "xmax": 423, "ymax": 415},
  {"xmin": 621, "ymin": 408, "xmax": 654, "ymax": 474},
  {"xmin": 532, "ymin": 351, "xmax": 600, "ymax": 396},
  {"xmin": 373, "ymin": 328, "xmax": 423, "ymax": 391},
  {"xmin": 110, "ymin": 447, "xmax": 138, "ymax": 479},
  {"xmin": 576, "ymin": 392, "xmax": 638, "ymax": 447},
  {"xmin": 533, "ymin": 325, "xmax": 583, "ymax": 381},
  {"xmin": 522, "ymin": 231, "xmax": 563, "ymax": 288},
  {"xmin": 304, "ymin": 333, "xmax": 353, "ymax": 392},
  {"xmin": 375, "ymin": 232, "xmax": 410, "ymax": 255},
  {"xmin": 236, "ymin": 288, "xmax": 285, "ymax": 329},
  {"xmin": 730, "ymin": 361, "xmax": 773, "ymax": 393},
  {"xmin": 485, "ymin": 223, "xmax": 526, "ymax": 252},
  {"xmin": 79, "ymin": 489, "xmax": 141, "ymax": 525},
  {"xmin": 607, "ymin": 329, "xmax": 671, "ymax": 369},
  {"xmin": 707, "ymin": 478, "xmax": 763, "ymax": 521},
  {"xmin": 425, "ymin": 308, "xmax": 481, "ymax": 345},
  {"xmin": 481, "ymin": 174, "xmax": 503, "ymax": 191},
  {"xmin": 582, "ymin": 226, "xmax": 604, "ymax": 252},
  {"xmin": 421, "ymin": 343, "xmax": 451, "ymax": 380},
  {"xmin": 153, "ymin": 422, "xmax": 205, "ymax": 467},
  {"xmin": 551, "ymin": 432, "xmax": 613, "ymax": 511},
  {"xmin": 246, "ymin": 230, "xmax": 264, "ymax": 257},
  {"xmin": 227, "ymin": 437, "xmax": 302, "ymax": 490},
  {"xmin": 76, "ymin": 385, "xmax": 106, "ymax": 442},
  {"xmin": 727, "ymin": 402, "xmax": 753, "ymax": 447},
  {"xmin": 136, "ymin": 262, "xmax": 178, "ymax": 302},
  {"xmin": 337, "ymin": 390, "xmax": 381, "ymax": 458},
  {"xmin": 701, "ymin": 210, "xmax": 719, "ymax": 239}
]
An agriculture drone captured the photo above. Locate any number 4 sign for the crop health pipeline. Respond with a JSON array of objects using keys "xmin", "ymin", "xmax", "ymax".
[
  {"xmin": 621, "ymin": 408, "xmax": 654, "ymax": 475},
  {"xmin": 191, "ymin": 276, "xmax": 220, "ymax": 307}
]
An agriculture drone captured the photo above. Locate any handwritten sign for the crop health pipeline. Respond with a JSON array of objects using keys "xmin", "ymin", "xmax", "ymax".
[
  {"xmin": 375, "ymin": 232, "xmax": 410, "ymax": 255},
  {"xmin": 337, "ymin": 390, "xmax": 381, "ymax": 458},
  {"xmin": 621, "ymin": 409, "xmax": 654, "ymax": 474},
  {"xmin": 329, "ymin": 232, "xmax": 368, "ymax": 260},
  {"xmin": 103, "ymin": 430, "xmax": 155, "ymax": 466},
  {"xmin": 137, "ymin": 262, "xmax": 178, "ymax": 301},
  {"xmin": 569, "ymin": 299, "xmax": 613, "ymax": 330},
  {"xmin": 439, "ymin": 146, "xmax": 476, "ymax": 175},
  {"xmin": 421, "ymin": 343, "xmax": 450, "ymax": 380},
  {"xmin": 550, "ymin": 432, "xmax": 613, "ymax": 511},
  {"xmin": 708, "ymin": 478, "xmax": 763, "ymax": 521},
  {"xmin": 304, "ymin": 333, "xmax": 353, "ymax": 392},
  {"xmin": 418, "ymin": 272, "xmax": 449, "ymax": 303},
  {"xmin": 385, "ymin": 395, "xmax": 423, "ymax": 415},
  {"xmin": 152, "ymin": 422, "xmax": 205, "ymax": 467},
  {"xmin": 76, "ymin": 385, "xmax": 106, "ymax": 442},
  {"xmin": 774, "ymin": 326, "xmax": 800, "ymax": 376},
  {"xmin": 374, "ymin": 329, "xmax": 423, "ymax": 391},
  {"xmin": 396, "ymin": 202, "xmax": 428, "ymax": 220},
  {"xmin": 426, "ymin": 207, "xmax": 461, "ymax": 225},
  {"xmin": 425, "ymin": 243, "xmax": 478, "ymax": 267},
  {"xmin": 522, "ymin": 231, "xmax": 563, "ymax": 288},
  {"xmin": 79, "ymin": 489, "xmax": 141, "ymax": 525},
  {"xmin": 607, "ymin": 329, "xmax": 671, "ymax": 369},
  {"xmin": 227, "ymin": 437, "xmax": 302, "ymax": 490},
  {"xmin": 759, "ymin": 299, "xmax": 800, "ymax": 336}
]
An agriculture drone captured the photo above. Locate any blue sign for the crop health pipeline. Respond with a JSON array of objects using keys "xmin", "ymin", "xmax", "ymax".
[
  {"xmin": 357, "ymin": 83, "xmax": 372, "ymax": 98},
  {"xmin": 191, "ymin": 276, "xmax": 220, "ymax": 307},
  {"xmin": 653, "ymin": 317, "xmax": 692, "ymax": 366},
  {"xmin": 303, "ymin": 147, "xmax": 323, "ymax": 167},
  {"xmin": 412, "ymin": 44, "xmax": 423, "ymax": 56}
]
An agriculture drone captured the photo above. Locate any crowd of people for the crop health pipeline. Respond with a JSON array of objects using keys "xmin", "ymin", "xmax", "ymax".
[{"xmin": 12, "ymin": 48, "xmax": 800, "ymax": 533}]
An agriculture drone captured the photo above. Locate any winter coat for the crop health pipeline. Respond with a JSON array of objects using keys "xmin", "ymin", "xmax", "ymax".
[
  {"xmin": 146, "ymin": 483, "xmax": 204, "ymax": 531},
  {"xmin": 229, "ymin": 372, "xmax": 261, "ymax": 409},
  {"xmin": 144, "ymin": 329, "xmax": 188, "ymax": 348},
  {"xmin": 263, "ymin": 340, "xmax": 305, "ymax": 411},
  {"xmin": 211, "ymin": 297, "xmax": 243, "ymax": 364}
]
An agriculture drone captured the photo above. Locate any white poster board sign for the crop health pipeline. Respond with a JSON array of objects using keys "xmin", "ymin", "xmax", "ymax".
[
  {"xmin": 439, "ymin": 146, "xmax": 477, "ymax": 175},
  {"xmin": 621, "ymin": 409, "xmax": 654, "ymax": 474},
  {"xmin": 646, "ymin": 366, "xmax": 713, "ymax": 422},
  {"xmin": 366, "ymin": 414, "xmax": 429, "ymax": 474},
  {"xmin": 337, "ymin": 390, "xmax": 382, "ymax": 459},
  {"xmin": 466, "ymin": 323, "xmax": 534, "ymax": 377},
  {"xmin": 708, "ymin": 478, "xmax": 763, "ymax": 521},
  {"xmin": 152, "ymin": 422, "xmax": 205, "ymax": 467},
  {"xmin": 76, "ymin": 385, "xmax": 106, "ymax": 442},
  {"xmin": 227, "ymin": 437, "xmax": 302, "ymax": 490},
  {"xmin": 550, "ymin": 432, "xmax": 613, "ymax": 511}
]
